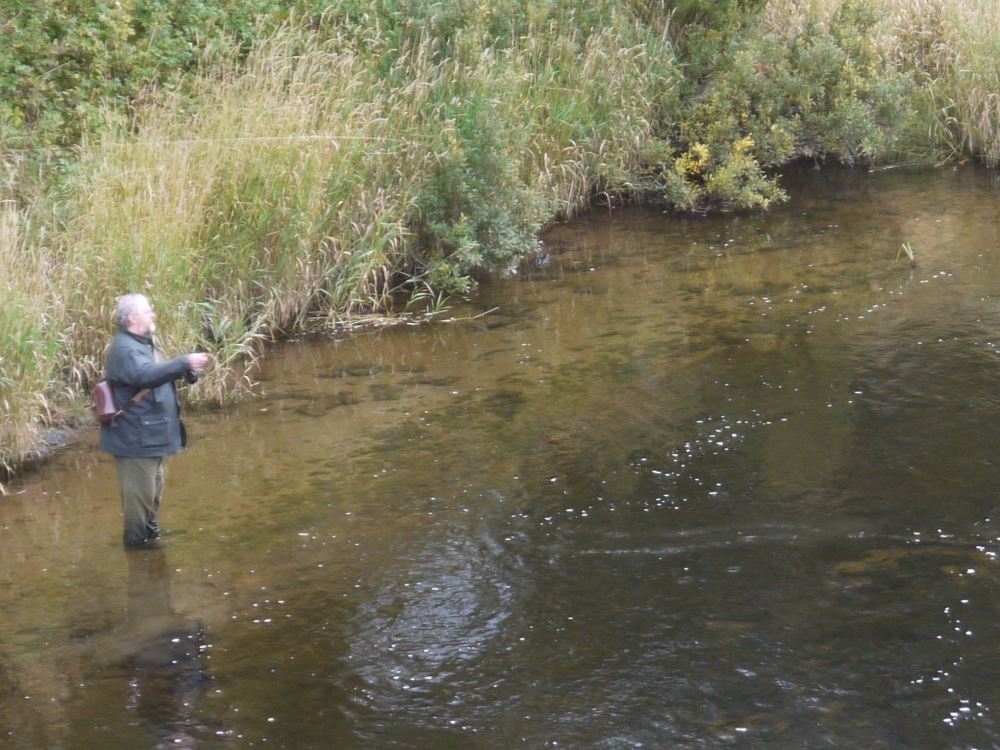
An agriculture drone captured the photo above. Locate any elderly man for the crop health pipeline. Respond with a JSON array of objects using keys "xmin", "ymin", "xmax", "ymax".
[{"xmin": 100, "ymin": 293, "xmax": 210, "ymax": 549}]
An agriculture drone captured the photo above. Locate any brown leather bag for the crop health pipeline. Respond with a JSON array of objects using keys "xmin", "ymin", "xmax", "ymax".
[{"xmin": 91, "ymin": 380, "xmax": 151, "ymax": 426}]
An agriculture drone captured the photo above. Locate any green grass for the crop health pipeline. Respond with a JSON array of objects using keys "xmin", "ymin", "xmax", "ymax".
[
  {"xmin": 876, "ymin": 0, "xmax": 1000, "ymax": 165},
  {"xmin": 2, "ymin": 0, "xmax": 1000, "ymax": 479},
  {"xmin": 0, "ymin": 204, "xmax": 63, "ymax": 477}
]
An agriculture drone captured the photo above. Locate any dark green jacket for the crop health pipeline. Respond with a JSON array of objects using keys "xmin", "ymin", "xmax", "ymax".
[{"xmin": 99, "ymin": 330, "xmax": 191, "ymax": 457}]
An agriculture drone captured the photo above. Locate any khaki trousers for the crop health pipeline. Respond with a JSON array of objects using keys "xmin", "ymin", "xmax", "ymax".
[{"xmin": 114, "ymin": 456, "xmax": 165, "ymax": 547}]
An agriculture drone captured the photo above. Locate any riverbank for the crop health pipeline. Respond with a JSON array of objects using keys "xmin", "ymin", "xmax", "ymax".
[
  {"xmin": 0, "ymin": 311, "xmax": 447, "ymax": 493},
  {"xmin": 2, "ymin": 0, "xmax": 999, "ymax": 482}
]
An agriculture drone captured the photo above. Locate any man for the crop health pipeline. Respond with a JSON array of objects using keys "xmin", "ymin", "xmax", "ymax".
[{"xmin": 100, "ymin": 293, "xmax": 210, "ymax": 549}]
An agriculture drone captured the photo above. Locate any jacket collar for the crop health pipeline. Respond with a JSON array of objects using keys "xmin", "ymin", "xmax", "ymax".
[{"xmin": 122, "ymin": 329, "xmax": 155, "ymax": 346}]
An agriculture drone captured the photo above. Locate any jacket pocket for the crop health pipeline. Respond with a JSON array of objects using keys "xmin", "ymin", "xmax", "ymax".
[{"xmin": 140, "ymin": 417, "xmax": 171, "ymax": 447}]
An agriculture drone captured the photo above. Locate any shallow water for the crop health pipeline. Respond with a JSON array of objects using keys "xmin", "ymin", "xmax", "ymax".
[{"xmin": 3, "ymin": 165, "xmax": 1000, "ymax": 748}]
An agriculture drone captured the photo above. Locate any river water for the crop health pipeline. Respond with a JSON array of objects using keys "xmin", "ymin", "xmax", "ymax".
[{"xmin": 2, "ymin": 166, "xmax": 1000, "ymax": 749}]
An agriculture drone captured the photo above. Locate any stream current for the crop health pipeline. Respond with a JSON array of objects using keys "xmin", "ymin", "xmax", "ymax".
[{"xmin": 2, "ymin": 165, "xmax": 1000, "ymax": 748}]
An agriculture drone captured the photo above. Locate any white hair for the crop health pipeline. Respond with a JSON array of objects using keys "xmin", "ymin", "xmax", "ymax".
[{"xmin": 113, "ymin": 293, "xmax": 150, "ymax": 329}]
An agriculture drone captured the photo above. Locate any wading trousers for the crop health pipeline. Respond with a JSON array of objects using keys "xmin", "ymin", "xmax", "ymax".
[{"xmin": 114, "ymin": 456, "xmax": 165, "ymax": 547}]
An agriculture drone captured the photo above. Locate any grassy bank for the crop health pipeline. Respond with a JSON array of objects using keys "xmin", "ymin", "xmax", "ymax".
[{"xmin": 2, "ymin": 0, "xmax": 999, "ymax": 483}]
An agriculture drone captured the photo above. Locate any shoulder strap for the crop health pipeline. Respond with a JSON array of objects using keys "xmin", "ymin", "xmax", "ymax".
[
  {"xmin": 108, "ymin": 342, "xmax": 159, "ymax": 421},
  {"xmin": 128, "ymin": 388, "xmax": 152, "ymax": 407},
  {"xmin": 110, "ymin": 387, "xmax": 151, "ymax": 423}
]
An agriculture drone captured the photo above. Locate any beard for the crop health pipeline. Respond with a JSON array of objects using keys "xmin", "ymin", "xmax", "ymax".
[{"xmin": 132, "ymin": 318, "xmax": 156, "ymax": 337}]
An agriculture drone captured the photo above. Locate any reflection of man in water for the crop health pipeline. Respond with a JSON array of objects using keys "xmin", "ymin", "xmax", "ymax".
[{"xmin": 124, "ymin": 548, "xmax": 210, "ymax": 748}]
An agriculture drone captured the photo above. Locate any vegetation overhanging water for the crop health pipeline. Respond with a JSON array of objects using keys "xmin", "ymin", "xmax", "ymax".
[
  {"xmin": 3, "ymin": 0, "xmax": 1000, "ymax": 477},
  {"xmin": 1, "ymin": 166, "xmax": 1000, "ymax": 747}
]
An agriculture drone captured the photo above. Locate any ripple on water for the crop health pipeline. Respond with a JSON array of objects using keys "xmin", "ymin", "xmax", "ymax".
[
  {"xmin": 345, "ymin": 533, "xmax": 518, "ymax": 717},
  {"xmin": 6, "ymin": 169, "xmax": 1000, "ymax": 748}
]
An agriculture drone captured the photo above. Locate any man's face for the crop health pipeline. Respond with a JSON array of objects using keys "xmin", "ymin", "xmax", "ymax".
[{"xmin": 128, "ymin": 300, "xmax": 157, "ymax": 337}]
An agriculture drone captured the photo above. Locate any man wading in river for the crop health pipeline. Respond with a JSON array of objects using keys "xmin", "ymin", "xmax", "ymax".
[{"xmin": 100, "ymin": 294, "xmax": 210, "ymax": 549}]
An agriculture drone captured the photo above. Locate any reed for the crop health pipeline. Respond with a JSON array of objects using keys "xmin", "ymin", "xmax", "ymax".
[
  {"xmin": 756, "ymin": 0, "xmax": 1000, "ymax": 165},
  {"xmin": 0, "ymin": 203, "xmax": 63, "ymax": 477},
  {"xmin": 878, "ymin": 0, "xmax": 1000, "ymax": 165},
  {"xmin": 1, "ymin": 8, "xmax": 677, "ymax": 477},
  {"xmin": 3, "ymin": 0, "xmax": 999, "ymax": 478}
]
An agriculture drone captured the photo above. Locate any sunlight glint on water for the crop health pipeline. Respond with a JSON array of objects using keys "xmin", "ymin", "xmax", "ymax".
[{"xmin": 1, "ymin": 166, "xmax": 999, "ymax": 748}]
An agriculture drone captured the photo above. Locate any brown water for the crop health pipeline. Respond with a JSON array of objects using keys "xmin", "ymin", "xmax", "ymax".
[{"xmin": 3, "ymin": 165, "xmax": 1000, "ymax": 749}]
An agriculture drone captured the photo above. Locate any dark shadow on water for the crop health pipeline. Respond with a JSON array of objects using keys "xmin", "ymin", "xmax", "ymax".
[{"xmin": 119, "ymin": 548, "xmax": 215, "ymax": 748}]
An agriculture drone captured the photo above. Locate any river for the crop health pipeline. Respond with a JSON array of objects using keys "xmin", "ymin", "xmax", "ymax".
[{"xmin": 2, "ymin": 165, "xmax": 999, "ymax": 748}]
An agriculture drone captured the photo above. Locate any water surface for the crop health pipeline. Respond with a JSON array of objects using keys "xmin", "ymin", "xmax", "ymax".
[{"xmin": 3, "ymin": 166, "xmax": 1000, "ymax": 748}]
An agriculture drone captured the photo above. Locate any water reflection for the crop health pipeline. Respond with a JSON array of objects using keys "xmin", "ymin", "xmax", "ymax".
[
  {"xmin": 120, "ymin": 548, "xmax": 212, "ymax": 749},
  {"xmin": 1, "ymin": 166, "xmax": 1000, "ymax": 747}
]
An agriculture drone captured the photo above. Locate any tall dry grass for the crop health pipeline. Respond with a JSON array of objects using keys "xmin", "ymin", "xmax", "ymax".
[
  {"xmin": 4, "ymin": 0, "xmax": 998, "ymax": 479},
  {"xmin": 760, "ymin": 0, "xmax": 1000, "ymax": 165},
  {"xmin": 759, "ymin": 0, "xmax": 843, "ymax": 37},
  {"xmin": 876, "ymin": 0, "xmax": 1000, "ymax": 164},
  {"xmin": 1, "ymin": 11, "xmax": 675, "ymax": 479},
  {"xmin": 0, "ymin": 202, "xmax": 63, "ymax": 481},
  {"xmin": 61, "ymin": 28, "xmax": 420, "ymax": 401}
]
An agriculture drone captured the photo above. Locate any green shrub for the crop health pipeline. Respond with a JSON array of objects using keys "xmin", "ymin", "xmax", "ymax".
[
  {"xmin": 3, "ymin": 0, "xmax": 1000, "ymax": 475},
  {"xmin": 652, "ymin": 0, "xmax": 915, "ymax": 211},
  {"xmin": 0, "ymin": 0, "xmax": 289, "ymax": 153},
  {"xmin": 413, "ymin": 97, "xmax": 551, "ymax": 295}
]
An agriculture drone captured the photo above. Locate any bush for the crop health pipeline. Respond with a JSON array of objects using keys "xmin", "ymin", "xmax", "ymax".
[
  {"xmin": 413, "ymin": 100, "xmax": 550, "ymax": 295},
  {"xmin": 650, "ymin": 0, "xmax": 915, "ymax": 211},
  {"xmin": 0, "ymin": 0, "xmax": 288, "ymax": 153},
  {"xmin": 3, "ymin": 0, "xmax": 1000, "ymax": 474}
]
